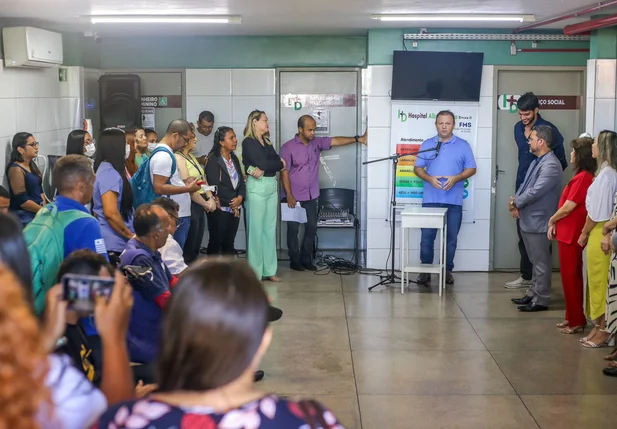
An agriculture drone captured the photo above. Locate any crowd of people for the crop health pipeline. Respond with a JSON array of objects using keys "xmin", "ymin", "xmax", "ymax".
[
  {"xmin": 0, "ymin": 111, "xmax": 355, "ymax": 428},
  {"xmin": 503, "ymin": 92, "xmax": 616, "ymax": 378}
]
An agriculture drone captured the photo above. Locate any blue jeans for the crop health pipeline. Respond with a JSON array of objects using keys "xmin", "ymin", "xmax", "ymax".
[
  {"xmin": 173, "ymin": 216, "xmax": 191, "ymax": 249},
  {"xmin": 420, "ymin": 203, "xmax": 463, "ymax": 272}
]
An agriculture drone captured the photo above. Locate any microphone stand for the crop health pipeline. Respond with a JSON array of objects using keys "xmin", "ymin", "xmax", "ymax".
[{"xmin": 363, "ymin": 145, "xmax": 440, "ymax": 291}]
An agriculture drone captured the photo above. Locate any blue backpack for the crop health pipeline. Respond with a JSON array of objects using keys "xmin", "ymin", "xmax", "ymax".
[{"xmin": 130, "ymin": 146, "xmax": 177, "ymax": 208}]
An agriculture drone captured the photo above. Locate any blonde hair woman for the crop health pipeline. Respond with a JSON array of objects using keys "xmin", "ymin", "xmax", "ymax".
[
  {"xmin": 241, "ymin": 110, "xmax": 286, "ymax": 282},
  {"xmin": 175, "ymin": 124, "xmax": 216, "ymax": 263},
  {"xmin": 578, "ymin": 130, "xmax": 617, "ymax": 348}
]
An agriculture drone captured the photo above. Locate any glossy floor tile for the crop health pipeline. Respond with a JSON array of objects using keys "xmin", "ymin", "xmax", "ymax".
[
  {"xmin": 521, "ymin": 395, "xmax": 617, "ymax": 429},
  {"xmin": 262, "ymin": 269, "xmax": 617, "ymax": 428},
  {"xmin": 353, "ymin": 350, "xmax": 515, "ymax": 395},
  {"xmin": 359, "ymin": 395, "xmax": 538, "ymax": 429}
]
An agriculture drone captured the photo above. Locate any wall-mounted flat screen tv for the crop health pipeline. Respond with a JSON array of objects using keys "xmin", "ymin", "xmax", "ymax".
[{"xmin": 391, "ymin": 51, "xmax": 484, "ymax": 102}]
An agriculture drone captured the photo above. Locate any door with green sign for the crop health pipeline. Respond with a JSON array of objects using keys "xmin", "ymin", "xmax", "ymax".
[{"xmin": 493, "ymin": 68, "xmax": 585, "ymax": 271}]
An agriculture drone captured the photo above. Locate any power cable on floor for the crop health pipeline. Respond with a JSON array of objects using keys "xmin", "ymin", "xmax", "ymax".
[{"xmin": 313, "ymin": 229, "xmax": 383, "ymax": 276}]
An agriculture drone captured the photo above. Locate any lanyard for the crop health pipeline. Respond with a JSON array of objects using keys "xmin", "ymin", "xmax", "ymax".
[{"xmin": 177, "ymin": 152, "xmax": 205, "ymax": 180}]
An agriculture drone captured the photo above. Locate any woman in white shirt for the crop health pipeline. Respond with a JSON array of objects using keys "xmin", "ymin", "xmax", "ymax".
[
  {"xmin": 578, "ymin": 130, "xmax": 617, "ymax": 348},
  {"xmin": 0, "ymin": 261, "xmax": 106, "ymax": 429}
]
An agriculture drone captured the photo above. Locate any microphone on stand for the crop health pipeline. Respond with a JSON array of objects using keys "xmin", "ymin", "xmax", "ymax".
[{"xmin": 435, "ymin": 137, "xmax": 443, "ymax": 157}]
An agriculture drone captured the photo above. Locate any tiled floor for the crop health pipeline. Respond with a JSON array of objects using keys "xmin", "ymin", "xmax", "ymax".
[{"xmin": 260, "ymin": 269, "xmax": 617, "ymax": 429}]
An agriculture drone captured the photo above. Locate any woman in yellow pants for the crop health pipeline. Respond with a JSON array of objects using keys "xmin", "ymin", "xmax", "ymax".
[
  {"xmin": 578, "ymin": 130, "xmax": 617, "ymax": 347},
  {"xmin": 241, "ymin": 110, "xmax": 286, "ymax": 282}
]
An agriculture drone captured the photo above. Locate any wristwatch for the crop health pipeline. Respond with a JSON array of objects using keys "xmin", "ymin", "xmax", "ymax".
[{"xmin": 354, "ymin": 135, "xmax": 359, "ymax": 142}]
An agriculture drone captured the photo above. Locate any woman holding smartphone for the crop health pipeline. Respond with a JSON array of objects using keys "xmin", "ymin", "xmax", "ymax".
[{"xmin": 241, "ymin": 110, "xmax": 286, "ymax": 282}]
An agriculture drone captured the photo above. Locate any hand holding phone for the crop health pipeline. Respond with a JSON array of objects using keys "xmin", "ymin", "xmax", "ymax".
[
  {"xmin": 61, "ymin": 274, "xmax": 115, "ymax": 314},
  {"xmin": 122, "ymin": 265, "xmax": 153, "ymax": 282},
  {"xmin": 94, "ymin": 271, "xmax": 134, "ymax": 343}
]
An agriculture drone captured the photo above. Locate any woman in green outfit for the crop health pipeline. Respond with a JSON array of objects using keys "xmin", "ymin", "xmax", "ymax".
[{"xmin": 241, "ymin": 110, "xmax": 286, "ymax": 282}]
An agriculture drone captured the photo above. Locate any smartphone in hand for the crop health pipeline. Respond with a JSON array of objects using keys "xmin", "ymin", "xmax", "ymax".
[
  {"xmin": 121, "ymin": 265, "xmax": 153, "ymax": 281},
  {"xmin": 61, "ymin": 274, "xmax": 115, "ymax": 314}
]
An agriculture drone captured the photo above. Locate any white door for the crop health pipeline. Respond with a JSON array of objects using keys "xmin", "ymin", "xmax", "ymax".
[{"xmin": 278, "ymin": 70, "xmax": 361, "ymax": 251}]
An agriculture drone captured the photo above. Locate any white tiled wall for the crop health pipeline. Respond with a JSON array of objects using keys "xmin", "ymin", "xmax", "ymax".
[
  {"xmin": 364, "ymin": 65, "xmax": 495, "ymax": 272},
  {"xmin": 185, "ymin": 69, "xmax": 277, "ymax": 250},
  {"xmin": 0, "ymin": 64, "xmax": 84, "ymax": 187},
  {"xmin": 586, "ymin": 59, "xmax": 617, "ymax": 135}
]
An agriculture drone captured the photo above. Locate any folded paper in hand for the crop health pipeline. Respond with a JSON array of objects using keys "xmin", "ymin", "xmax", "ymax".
[{"xmin": 281, "ymin": 202, "xmax": 307, "ymax": 223}]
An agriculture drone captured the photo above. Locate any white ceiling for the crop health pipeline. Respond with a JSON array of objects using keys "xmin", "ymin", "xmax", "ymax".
[{"xmin": 0, "ymin": 0, "xmax": 613, "ymax": 36}]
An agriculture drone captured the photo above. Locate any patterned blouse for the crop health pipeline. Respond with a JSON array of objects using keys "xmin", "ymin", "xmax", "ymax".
[{"xmin": 95, "ymin": 395, "xmax": 346, "ymax": 429}]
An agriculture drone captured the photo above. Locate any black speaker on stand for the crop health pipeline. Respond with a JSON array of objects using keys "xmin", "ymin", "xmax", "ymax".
[{"xmin": 99, "ymin": 74, "xmax": 142, "ymax": 130}]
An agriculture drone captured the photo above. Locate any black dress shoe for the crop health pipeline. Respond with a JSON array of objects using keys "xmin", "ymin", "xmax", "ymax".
[
  {"xmin": 290, "ymin": 262, "xmax": 305, "ymax": 271},
  {"xmin": 268, "ymin": 305, "xmax": 283, "ymax": 322},
  {"xmin": 254, "ymin": 370, "xmax": 265, "ymax": 382},
  {"xmin": 518, "ymin": 303, "xmax": 549, "ymax": 312},
  {"xmin": 417, "ymin": 273, "xmax": 431, "ymax": 286},
  {"xmin": 446, "ymin": 271, "xmax": 454, "ymax": 285},
  {"xmin": 603, "ymin": 366, "xmax": 617, "ymax": 377},
  {"xmin": 511, "ymin": 295, "xmax": 533, "ymax": 305},
  {"xmin": 303, "ymin": 263, "xmax": 318, "ymax": 271}
]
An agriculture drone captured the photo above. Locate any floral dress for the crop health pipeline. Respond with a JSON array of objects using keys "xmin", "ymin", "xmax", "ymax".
[
  {"xmin": 95, "ymin": 395, "xmax": 346, "ymax": 429},
  {"xmin": 607, "ymin": 191, "xmax": 617, "ymax": 335}
]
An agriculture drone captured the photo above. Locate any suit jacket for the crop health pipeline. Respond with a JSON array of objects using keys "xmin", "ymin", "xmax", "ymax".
[
  {"xmin": 205, "ymin": 153, "xmax": 246, "ymax": 207},
  {"xmin": 515, "ymin": 151, "xmax": 563, "ymax": 234}
]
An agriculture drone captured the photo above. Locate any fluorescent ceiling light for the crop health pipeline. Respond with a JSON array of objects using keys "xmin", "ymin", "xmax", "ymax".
[
  {"xmin": 373, "ymin": 14, "xmax": 535, "ymax": 23},
  {"xmin": 90, "ymin": 15, "xmax": 241, "ymax": 24}
]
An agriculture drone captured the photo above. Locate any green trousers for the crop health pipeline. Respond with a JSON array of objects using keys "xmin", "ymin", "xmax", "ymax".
[{"xmin": 246, "ymin": 175, "xmax": 278, "ymax": 278}]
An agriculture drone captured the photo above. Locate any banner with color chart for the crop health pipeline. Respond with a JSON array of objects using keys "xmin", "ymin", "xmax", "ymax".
[{"xmin": 390, "ymin": 103, "xmax": 479, "ymax": 223}]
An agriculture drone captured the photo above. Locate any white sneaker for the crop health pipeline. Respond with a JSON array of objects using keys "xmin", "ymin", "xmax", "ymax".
[{"xmin": 504, "ymin": 276, "xmax": 532, "ymax": 289}]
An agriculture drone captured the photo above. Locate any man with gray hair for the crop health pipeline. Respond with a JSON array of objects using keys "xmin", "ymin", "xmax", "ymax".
[{"xmin": 508, "ymin": 125, "xmax": 563, "ymax": 312}]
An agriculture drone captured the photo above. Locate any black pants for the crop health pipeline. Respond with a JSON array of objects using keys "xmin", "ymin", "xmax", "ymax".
[
  {"xmin": 183, "ymin": 201, "xmax": 206, "ymax": 264},
  {"xmin": 287, "ymin": 198, "xmax": 318, "ymax": 265},
  {"xmin": 517, "ymin": 219, "xmax": 551, "ymax": 280},
  {"xmin": 206, "ymin": 209, "xmax": 240, "ymax": 255}
]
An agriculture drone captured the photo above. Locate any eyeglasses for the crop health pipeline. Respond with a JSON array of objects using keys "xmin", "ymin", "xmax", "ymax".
[
  {"xmin": 25, "ymin": 142, "xmax": 40, "ymax": 148},
  {"xmin": 169, "ymin": 214, "xmax": 184, "ymax": 228}
]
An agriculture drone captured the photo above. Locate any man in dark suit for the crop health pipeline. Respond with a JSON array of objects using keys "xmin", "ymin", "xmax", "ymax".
[{"xmin": 509, "ymin": 125, "xmax": 563, "ymax": 312}]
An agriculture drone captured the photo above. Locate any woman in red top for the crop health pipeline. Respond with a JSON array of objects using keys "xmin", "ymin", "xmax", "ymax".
[{"xmin": 548, "ymin": 135, "xmax": 596, "ymax": 334}]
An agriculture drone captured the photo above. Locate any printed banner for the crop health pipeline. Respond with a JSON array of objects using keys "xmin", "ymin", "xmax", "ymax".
[
  {"xmin": 141, "ymin": 95, "xmax": 182, "ymax": 108},
  {"xmin": 390, "ymin": 103, "xmax": 478, "ymax": 223},
  {"xmin": 497, "ymin": 94, "xmax": 580, "ymax": 112},
  {"xmin": 281, "ymin": 94, "xmax": 357, "ymax": 110}
]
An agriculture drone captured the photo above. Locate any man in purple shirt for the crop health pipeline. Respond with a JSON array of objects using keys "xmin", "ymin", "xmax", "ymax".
[
  {"xmin": 281, "ymin": 115, "xmax": 367, "ymax": 271},
  {"xmin": 413, "ymin": 110, "xmax": 477, "ymax": 286}
]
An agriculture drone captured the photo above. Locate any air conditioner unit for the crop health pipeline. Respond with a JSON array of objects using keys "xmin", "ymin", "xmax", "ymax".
[{"xmin": 2, "ymin": 27, "xmax": 63, "ymax": 69}]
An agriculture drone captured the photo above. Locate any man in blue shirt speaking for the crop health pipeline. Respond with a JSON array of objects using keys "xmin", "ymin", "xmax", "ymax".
[
  {"xmin": 505, "ymin": 92, "xmax": 567, "ymax": 289},
  {"xmin": 414, "ymin": 110, "xmax": 477, "ymax": 286}
]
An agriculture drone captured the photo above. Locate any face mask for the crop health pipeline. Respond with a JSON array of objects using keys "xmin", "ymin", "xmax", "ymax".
[
  {"xmin": 148, "ymin": 142, "xmax": 158, "ymax": 151},
  {"xmin": 125, "ymin": 145, "xmax": 131, "ymax": 160},
  {"xmin": 84, "ymin": 143, "xmax": 96, "ymax": 158}
]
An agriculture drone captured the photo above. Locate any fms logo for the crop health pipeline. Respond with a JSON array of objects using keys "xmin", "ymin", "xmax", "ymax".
[{"xmin": 398, "ymin": 110, "xmax": 408, "ymax": 123}]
